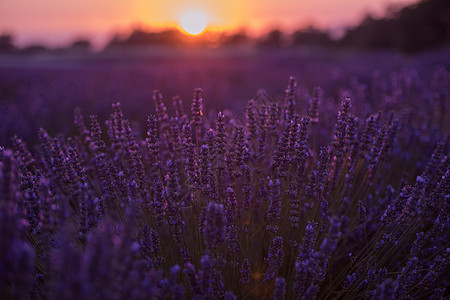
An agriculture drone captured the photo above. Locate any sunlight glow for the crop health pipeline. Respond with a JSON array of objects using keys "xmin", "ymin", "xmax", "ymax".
[{"xmin": 180, "ymin": 11, "xmax": 207, "ymax": 35}]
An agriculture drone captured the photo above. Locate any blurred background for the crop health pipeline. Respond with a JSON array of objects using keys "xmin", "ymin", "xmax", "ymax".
[{"xmin": 1, "ymin": 0, "xmax": 449, "ymax": 52}]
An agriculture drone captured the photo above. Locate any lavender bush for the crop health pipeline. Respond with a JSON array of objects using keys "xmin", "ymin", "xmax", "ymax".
[{"xmin": 0, "ymin": 67, "xmax": 449, "ymax": 299}]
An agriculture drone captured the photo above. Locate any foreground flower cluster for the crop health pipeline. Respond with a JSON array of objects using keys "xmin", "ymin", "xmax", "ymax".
[{"xmin": 0, "ymin": 72, "xmax": 448, "ymax": 299}]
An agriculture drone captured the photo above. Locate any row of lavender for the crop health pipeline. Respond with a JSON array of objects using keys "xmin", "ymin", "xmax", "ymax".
[
  {"xmin": 1, "ymin": 70, "xmax": 449, "ymax": 299},
  {"xmin": 1, "ymin": 49, "xmax": 448, "ymax": 148}
]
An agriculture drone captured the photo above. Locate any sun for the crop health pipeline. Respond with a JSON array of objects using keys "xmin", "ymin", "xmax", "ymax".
[{"xmin": 179, "ymin": 11, "xmax": 207, "ymax": 35}]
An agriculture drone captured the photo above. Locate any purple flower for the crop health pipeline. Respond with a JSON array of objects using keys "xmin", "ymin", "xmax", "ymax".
[
  {"xmin": 202, "ymin": 202, "xmax": 226, "ymax": 252},
  {"xmin": 272, "ymin": 277, "xmax": 286, "ymax": 300},
  {"xmin": 264, "ymin": 236, "xmax": 284, "ymax": 281},
  {"xmin": 240, "ymin": 258, "xmax": 252, "ymax": 285},
  {"xmin": 152, "ymin": 90, "xmax": 168, "ymax": 122},
  {"xmin": 308, "ymin": 86, "xmax": 322, "ymax": 124},
  {"xmin": 284, "ymin": 76, "xmax": 297, "ymax": 121},
  {"xmin": 225, "ymin": 187, "xmax": 239, "ymax": 265},
  {"xmin": 191, "ymin": 88, "xmax": 203, "ymax": 127},
  {"xmin": 266, "ymin": 177, "xmax": 281, "ymax": 227}
]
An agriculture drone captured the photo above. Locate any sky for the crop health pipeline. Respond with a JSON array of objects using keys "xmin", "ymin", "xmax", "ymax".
[{"xmin": 0, "ymin": 0, "xmax": 419, "ymax": 48}]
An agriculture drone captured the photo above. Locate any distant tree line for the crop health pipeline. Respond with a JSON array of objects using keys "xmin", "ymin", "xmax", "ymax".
[
  {"xmin": 105, "ymin": 27, "xmax": 334, "ymax": 49},
  {"xmin": 0, "ymin": 34, "xmax": 91, "ymax": 55},
  {"xmin": 340, "ymin": 0, "xmax": 450, "ymax": 52},
  {"xmin": 103, "ymin": 0, "xmax": 450, "ymax": 52}
]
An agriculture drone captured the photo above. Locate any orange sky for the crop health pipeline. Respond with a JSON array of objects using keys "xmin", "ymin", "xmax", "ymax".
[{"xmin": 0, "ymin": 0, "xmax": 419, "ymax": 48}]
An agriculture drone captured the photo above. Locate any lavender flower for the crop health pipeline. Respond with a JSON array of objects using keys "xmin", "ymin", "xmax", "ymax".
[
  {"xmin": 191, "ymin": 88, "xmax": 203, "ymax": 127},
  {"xmin": 240, "ymin": 258, "xmax": 252, "ymax": 285},
  {"xmin": 288, "ymin": 186, "xmax": 300, "ymax": 229},
  {"xmin": 199, "ymin": 254, "xmax": 224, "ymax": 299},
  {"xmin": 172, "ymin": 95, "xmax": 187, "ymax": 121},
  {"xmin": 272, "ymin": 277, "xmax": 286, "ymax": 300},
  {"xmin": 202, "ymin": 202, "xmax": 226, "ymax": 252},
  {"xmin": 138, "ymin": 225, "xmax": 162, "ymax": 269},
  {"xmin": 308, "ymin": 86, "xmax": 322, "ymax": 124},
  {"xmin": 225, "ymin": 187, "xmax": 239, "ymax": 265},
  {"xmin": 146, "ymin": 115, "xmax": 159, "ymax": 160},
  {"xmin": 152, "ymin": 90, "xmax": 168, "ymax": 122},
  {"xmin": 240, "ymin": 164, "xmax": 252, "ymax": 210},
  {"xmin": 183, "ymin": 263, "xmax": 202, "ymax": 296},
  {"xmin": 359, "ymin": 200, "xmax": 367, "ymax": 223},
  {"xmin": 216, "ymin": 112, "xmax": 226, "ymax": 156},
  {"xmin": 359, "ymin": 114, "xmax": 376, "ymax": 159},
  {"xmin": 269, "ymin": 101, "xmax": 281, "ymax": 137},
  {"xmin": 264, "ymin": 236, "xmax": 284, "ymax": 281},
  {"xmin": 285, "ymin": 76, "xmax": 297, "ymax": 121},
  {"xmin": 266, "ymin": 177, "xmax": 281, "ymax": 228}
]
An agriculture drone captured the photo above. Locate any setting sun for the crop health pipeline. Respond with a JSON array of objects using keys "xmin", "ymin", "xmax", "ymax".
[{"xmin": 179, "ymin": 11, "xmax": 207, "ymax": 35}]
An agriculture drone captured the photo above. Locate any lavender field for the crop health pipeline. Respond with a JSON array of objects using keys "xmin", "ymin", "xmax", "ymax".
[{"xmin": 0, "ymin": 47, "xmax": 449, "ymax": 299}]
